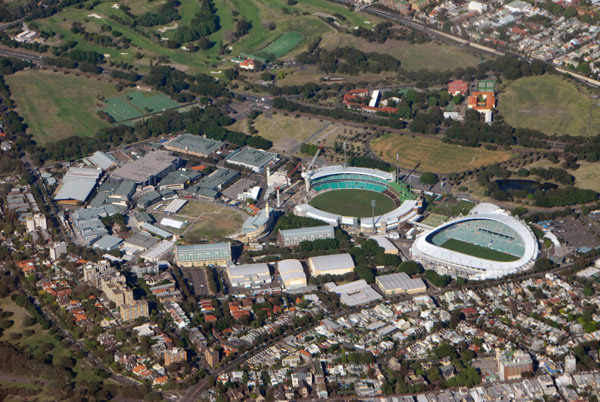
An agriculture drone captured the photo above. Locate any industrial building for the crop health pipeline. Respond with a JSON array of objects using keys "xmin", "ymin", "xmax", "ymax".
[
  {"xmin": 111, "ymin": 150, "xmax": 180, "ymax": 185},
  {"xmin": 186, "ymin": 168, "xmax": 239, "ymax": 199},
  {"xmin": 158, "ymin": 170, "xmax": 201, "ymax": 191},
  {"xmin": 141, "ymin": 240, "xmax": 175, "ymax": 262},
  {"xmin": 88, "ymin": 151, "xmax": 119, "ymax": 170},
  {"xmin": 277, "ymin": 259, "xmax": 307, "ymax": 289},
  {"xmin": 324, "ymin": 280, "xmax": 382, "ymax": 306},
  {"xmin": 175, "ymin": 243, "xmax": 231, "ymax": 267},
  {"xmin": 122, "ymin": 233, "xmax": 159, "ymax": 255},
  {"xmin": 370, "ymin": 235, "xmax": 399, "ymax": 255},
  {"xmin": 375, "ymin": 272, "xmax": 426, "ymax": 296},
  {"xmin": 227, "ymin": 263, "xmax": 271, "ymax": 288},
  {"xmin": 278, "ymin": 225, "xmax": 335, "ymax": 247},
  {"xmin": 53, "ymin": 167, "xmax": 102, "ymax": 204},
  {"xmin": 308, "ymin": 253, "xmax": 355, "ymax": 277},
  {"xmin": 163, "ymin": 133, "xmax": 225, "ymax": 158},
  {"xmin": 225, "ymin": 147, "xmax": 277, "ymax": 173}
]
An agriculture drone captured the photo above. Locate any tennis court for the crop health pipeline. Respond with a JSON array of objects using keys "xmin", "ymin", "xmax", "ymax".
[
  {"xmin": 100, "ymin": 96, "xmax": 142, "ymax": 122},
  {"xmin": 126, "ymin": 92, "xmax": 179, "ymax": 113}
]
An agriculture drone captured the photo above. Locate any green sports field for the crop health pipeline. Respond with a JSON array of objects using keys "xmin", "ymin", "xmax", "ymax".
[
  {"xmin": 440, "ymin": 238, "xmax": 519, "ymax": 262},
  {"xmin": 254, "ymin": 32, "xmax": 304, "ymax": 59},
  {"xmin": 309, "ymin": 189, "xmax": 396, "ymax": 217}
]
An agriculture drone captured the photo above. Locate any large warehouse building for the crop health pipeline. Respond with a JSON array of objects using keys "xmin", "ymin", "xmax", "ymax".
[
  {"xmin": 225, "ymin": 147, "xmax": 277, "ymax": 173},
  {"xmin": 277, "ymin": 260, "xmax": 307, "ymax": 289},
  {"xmin": 227, "ymin": 263, "xmax": 271, "ymax": 288},
  {"xmin": 278, "ymin": 225, "xmax": 335, "ymax": 247},
  {"xmin": 164, "ymin": 134, "xmax": 225, "ymax": 158},
  {"xmin": 308, "ymin": 253, "xmax": 355, "ymax": 277},
  {"xmin": 376, "ymin": 272, "xmax": 426, "ymax": 296},
  {"xmin": 411, "ymin": 204, "xmax": 539, "ymax": 280},
  {"xmin": 175, "ymin": 243, "xmax": 231, "ymax": 267},
  {"xmin": 111, "ymin": 150, "xmax": 180, "ymax": 185}
]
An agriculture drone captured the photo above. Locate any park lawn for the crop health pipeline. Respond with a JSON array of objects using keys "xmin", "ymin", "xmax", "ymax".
[
  {"xmin": 569, "ymin": 162, "xmax": 600, "ymax": 193},
  {"xmin": 421, "ymin": 213, "xmax": 449, "ymax": 228},
  {"xmin": 309, "ymin": 189, "xmax": 396, "ymax": 217},
  {"xmin": 234, "ymin": 113, "xmax": 331, "ymax": 152},
  {"xmin": 440, "ymin": 238, "xmax": 520, "ymax": 262},
  {"xmin": 177, "ymin": 200, "xmax": 227, "ymax": 217},
  {"xmin": 0, "ymin": 296, "xmax": 103, "ymax": 388},
  {"xmin": 371, "ymin": 133, "xmax": 515, "ymax": 174},
  {"xmin": 5, "ymin": 70, "xmax": 119, "ymax": 144},
  {"xmin": 500, "ymin": 74, "xmax": 600, "ymax": 137},
  {"xmin": 321, "ymin": 33, "xmax": 482, "ymax": 71}
]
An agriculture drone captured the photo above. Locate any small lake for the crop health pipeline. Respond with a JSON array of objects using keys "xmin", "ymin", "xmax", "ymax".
[{"xmin": 495, "ymin": 179, "xmax": 557, "ymax": 194}]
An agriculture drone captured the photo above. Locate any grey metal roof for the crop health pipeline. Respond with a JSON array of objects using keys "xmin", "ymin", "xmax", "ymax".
[
  {"xmin": 165, "ymin": 134, "xmax": 224, "ymax": 156},
  {"xmin": 376, "ymin": 272, "xmax": 426, "ymax": 291},
  {"xmin": 112, "ymin": 180, "xmax": 136, "ymax": 198},
  {"xmin": 277, "ymin": 260, "xmax": 306, "ymax": 283},
  {"xmin": 92, "ymin": 235, "xmax": 123, "ymax": 250},
  {"xmin": 279, "ymin": 225, "xmax": 334, "ymax": 238},
  {"xmin": 309, "ymin": 253, "xmax": 354, "ymax": 272},
  {"xmin": 53, "ymin": 167, "xmax": 101, "ymax": 202},
  {"xmin": 125, "ymin": 233, "xmax": 159, "ymax": 249},
  {"xmin": 112, "ymin": 150, "xmax": 178, "ymax": 183},
  {"xmin": 89, "ymin": 151, "xmax": 118, "ymax": 170},
  {"xmin": 225, "ymin": 147, "xmax": 277, "ymax": 169},
  {"xmin": 176, "ymin": 243, "xmax": 230, "ymax": 253},
  {"xmin": 141, "ymin": 223, "xmax": 172, "ymax": 239},
  {"xmin": 159, "ymin": 170, "xmax": 201, "ymax": 187},
  {"xmin": 196, "ymin": 168, "xmax": 239, "ymax": 191}
]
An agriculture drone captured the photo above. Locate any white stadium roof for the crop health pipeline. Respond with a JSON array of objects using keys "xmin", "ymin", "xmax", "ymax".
[
  {"xmin": 411, "ymin": 210, "xmax": 539, "ymax": 280},
  {"xmin": 306, "ymin": 165, "xmax": 394, "ymax": 182}
]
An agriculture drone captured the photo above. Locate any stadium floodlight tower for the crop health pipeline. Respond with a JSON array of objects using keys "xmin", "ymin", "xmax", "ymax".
[
  {"xmin": 301, "ymin": 146, "xmax": 322, "ymax": 192},
  {"xmin": 371, "ymin": 199, "xmax": 376, "ymax": 233}
]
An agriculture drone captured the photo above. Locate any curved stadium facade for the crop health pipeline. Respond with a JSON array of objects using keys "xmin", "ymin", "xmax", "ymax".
[
  {"xmin": 295, "ymin": 165, "xmax": 420, "ymax": 231},
  {"xmin": 411, "ymin": 212, "xmax": 539, "ymax": 280}
]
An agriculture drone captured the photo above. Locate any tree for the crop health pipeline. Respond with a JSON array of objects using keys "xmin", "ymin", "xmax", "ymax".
[{"xmin": 420, "ymin": 172, "xmax": 439, "ymax": 185}]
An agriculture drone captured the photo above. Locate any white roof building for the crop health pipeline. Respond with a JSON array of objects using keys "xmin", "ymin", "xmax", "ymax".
[
  {"xmin": 160, "ymin": 217, "xmax": 186, "ymax": 230},
  {"xmin": 376, "ymin": 272, "xmax": 426, "ymax": 295},
  {"xmin": 308, "ymin": 253, "xmax": 355, "ymax": 277},
  {"xmin": 227, "ymin": 263, "xmax": 272, "ymax": 288},
  {"xmin": 277, "ymin": 259, "xmax": 307, "ymax": 289},
  {"xmin": 370, "ymin": 235, "xmax": 398, "ymax": 254},
  {"xmin": 163, "ymin": 199, "xmax": 187, "ymax": 214},
  {"xmin": 325, "ymin": 280, "xmax": 382, "ymax": 306}
]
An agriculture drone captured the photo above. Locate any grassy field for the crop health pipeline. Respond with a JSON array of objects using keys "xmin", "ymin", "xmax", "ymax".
[
  {"xmin": 430, "ymin": 199, "xmax": 475, "ymax": 216},
  {"xmin": 233, "ymin": 113, "xmax": 331, "ymax": 152},
  {"xmin": 254, "ymin": 31, "xmax": 304, "ymax": 59},
  {"xmin": 321, "ymin": 34, "xmax": 482, "ymax": 71},
  {"xmin": 371, "ymin": 134, "xmax": 514, "ymax": 174},
  {"xmin": 421, "ymin": 213, "xmax": 449, "ymax": 228},
  {"xmin": 5, "ymin": 70, "xmax": 119, "ymax": 144},
  {"xmin": 177, "ymin": 201, "xmax": 244, "ymax": 241},
  {"xmin": 440, "ymin": 238, "xmax": 520, "ymax": 262},
  {"xmin": 500, "ymin": 75, "xmax": 600, "ymax": 137},
  {"xmin": 569, "ymin": 162, "xmax": 600, "ymax": 192},
  {"xmin": 0, "ymin": 296, "xmax": 101, "ymax": 389},
  {"xmin": 309, "ymin": 189, "xmax": 396, "ymax": 217},
  {"xmin": 100, "ymin": 92, "xmax": 179, "ymax": 122},
  {"xmin": 34, "ymin": 0, "xmax": 353, "ymax": 73}
]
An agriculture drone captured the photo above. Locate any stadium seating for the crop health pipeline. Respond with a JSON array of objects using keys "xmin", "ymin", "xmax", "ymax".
[{"xmin": 429, "ymin": 220, "xmax": 525, "ymax": 257}]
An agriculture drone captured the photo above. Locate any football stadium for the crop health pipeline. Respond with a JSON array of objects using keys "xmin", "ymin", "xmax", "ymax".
[
  {"xmin": 411, "ymin": 205, "xmax": 539, "ymax": 280},
  {"xmin": 295, "ymin": 165, "xmax": 421, "ymax": 231}
]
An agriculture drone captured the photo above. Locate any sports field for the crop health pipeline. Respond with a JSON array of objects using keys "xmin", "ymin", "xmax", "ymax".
[
  {"xmin": 254, "ymin": 32, "xmax": 304, "ymax": 59},
  {"xmin": 309, "ymin": 189, "xmax": 396, "ymax": 217},
  {"xmin": 371, "ymin": 134, "xmax": 514, "ymax": 173},
  {"xmin": 440, "ymin": 238, "xmax": 520, "ymax": 262},
  {"xmin": 321, "ymin": 34, "xmax": 482, "ymax": 72},
  {"xmin": 500, "ymin": 75, "xmax": 600, "ymax": 137},
  {"xmin": 5, "ymin": 70, "xmax": 118, "ymax": 144}
]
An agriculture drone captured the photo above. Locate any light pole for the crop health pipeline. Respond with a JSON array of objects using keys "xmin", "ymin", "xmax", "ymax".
[{"xmin": 371, "ymin": 199, "xmax": 376, "ymax": 234}]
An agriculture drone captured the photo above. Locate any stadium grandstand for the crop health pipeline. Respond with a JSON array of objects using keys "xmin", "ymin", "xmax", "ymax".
[
  {"xmin": 411, "ymin": 205, "xmax": 539, "ymax": 280},
  {"xmin": 295, "ymin": 165, "xmax": 421, "ymax": 231}
]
